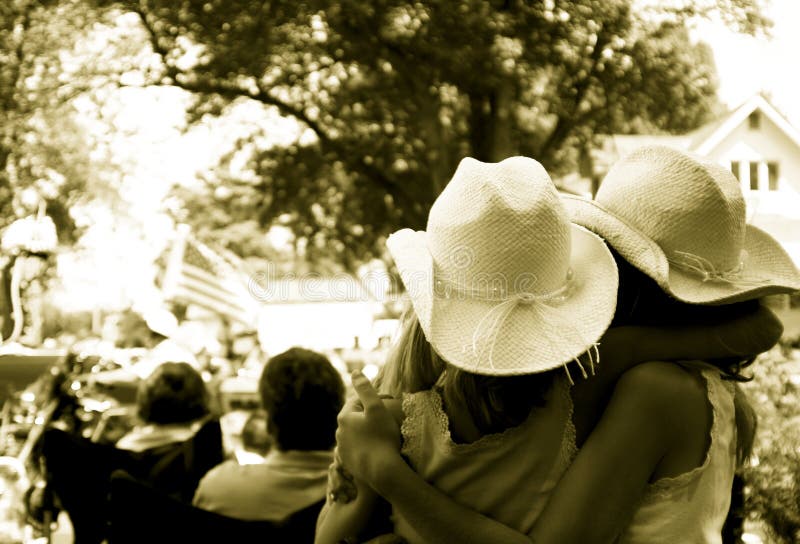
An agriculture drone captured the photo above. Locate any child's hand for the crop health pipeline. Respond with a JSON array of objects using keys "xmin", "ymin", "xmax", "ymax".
[
  {"xmin": 715, "ymin": 304, "xmax": 783, "ymax": 357},
  {"xmin": 335, "ymin": 371, "xmax": 403, "ymax": 493},
  {"xmin": 327, "ymin": 455, "xmax": 358, "ymax": 504}
]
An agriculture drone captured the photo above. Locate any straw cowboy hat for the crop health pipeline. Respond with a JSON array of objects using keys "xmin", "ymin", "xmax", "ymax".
[
  {"xmin": 563, "ymin": 145, "xmax": 800, "ymax": 305},
  {"xmin": 387, "ymin": 156, "xmax": 618, "ymax": 377}
]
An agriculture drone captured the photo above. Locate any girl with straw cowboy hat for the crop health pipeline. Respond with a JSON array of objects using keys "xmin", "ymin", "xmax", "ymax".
[{"xmin": 316, "ymin": 152, "xmax": 788, "ymax": 544}]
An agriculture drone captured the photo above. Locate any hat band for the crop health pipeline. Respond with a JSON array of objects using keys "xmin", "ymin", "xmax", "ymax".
[
  {"xmin": 668, "ymin": 250, "xmax": 769, "ymax": 287},
  {"xmin": 434, "ymin": 268, "xmax": 575, "ymax": 303},
  {"xmin": 437, "ymin": 269, "xmax": 598, "ymax": 382}
]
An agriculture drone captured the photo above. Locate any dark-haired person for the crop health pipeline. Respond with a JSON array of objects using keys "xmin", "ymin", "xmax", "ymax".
[
  {"xmin": 326, "ymin": 150, "xmax": 798, "ymax": 543},
  {"xmin": 116, "ymin": 361, "xmax": 211, "ymax": 452},
  {"xmin": 42, "ymin": 361, "xmax": 215, "ymax": 544},
  {"xmin": 193, "ymin": 347, "xmax": 345, "ymax": 522}
]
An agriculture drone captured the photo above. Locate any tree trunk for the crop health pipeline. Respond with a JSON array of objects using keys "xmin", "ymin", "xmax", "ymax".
[
  {"xmin": 419, "ymin": 91, "xmax": 454, "ymax": 204},
  {"xmin": 468, "ymin": 82, "xmax": 516, "ymax": 163},
  {"xmin": 489, "ymin": 80, "xmax": 514, "ymax": 162}
]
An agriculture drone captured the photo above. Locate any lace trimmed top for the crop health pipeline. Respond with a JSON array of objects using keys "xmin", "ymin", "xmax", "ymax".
[
  {"xmin": 618, "ymin": 363, "xmax": 737, "ymax": 544},
  {"xmin": 392, "ymin": 375, "xmax": 577, "ymax": 543}
]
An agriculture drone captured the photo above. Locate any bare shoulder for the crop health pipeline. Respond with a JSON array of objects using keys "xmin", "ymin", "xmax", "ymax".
[
  {"xmin": 614, "ymin": 361, "xmax": 708, "ymax": 424},
  {"xmin": 617, "ymin": 361, "xmax": 705, "ymax": 396}
]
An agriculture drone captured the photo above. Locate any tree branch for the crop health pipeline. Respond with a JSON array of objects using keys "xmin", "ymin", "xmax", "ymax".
[
  {"xmin": 129, "ymin": 2, "xmax": 421, "ymax": 224},
  {"xmin": 537, "ymin": 25, "xmax": 609, "ymax": 158}
]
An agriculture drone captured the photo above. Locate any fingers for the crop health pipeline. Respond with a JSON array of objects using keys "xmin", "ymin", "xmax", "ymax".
[
  {"xmin": 327, "ymin": 459, "xmax": 357, "ymax": 504},
  {"xmin": 350, "ymin": 369, "xmax": 384, "ymax": 415},
  {"xmin": 759, "ymin": 306, "xmax": 783, "ymax": 347},
  {"xmin": 341, "ymin": 394, "xmax": 364, "ymax": 415},
  {"xmin": 743, "ymin": 305, "xmax": 783, "ymax": 353},
  {"xmin": 719, "ymin": 304, "xmax": 784, "ymax": 357}
]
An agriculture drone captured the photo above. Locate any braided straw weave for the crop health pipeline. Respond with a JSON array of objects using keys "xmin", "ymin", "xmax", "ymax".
[
  {"xmin": 387, "ymin": 156, "xmax": 618, "ymax": 376},
  {"xmin": 563, "ymin": 145, "xmax": 800, "ymax": 304}
]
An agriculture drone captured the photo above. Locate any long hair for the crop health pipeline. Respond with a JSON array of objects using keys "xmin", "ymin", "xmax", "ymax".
[
  {"xmin": 374, "ymin": 306, "xmax": 446, "ymax": 397},
  {"xmin": 375, "ymin": 306, "xmax": 555, "ymax": 437}
]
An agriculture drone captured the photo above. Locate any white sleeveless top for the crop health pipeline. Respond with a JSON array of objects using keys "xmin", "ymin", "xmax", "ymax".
[
  {"xmin": 619, "ymin": 364, "xmax": 737, "ymax": 544},
  {"xmin": 393, "ymin": 376, "xmax": 577, "ymax": 543}
]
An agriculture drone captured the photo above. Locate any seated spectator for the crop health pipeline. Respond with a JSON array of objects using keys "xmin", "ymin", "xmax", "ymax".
[
  {"xmin": 193, "ymin": 347, "xmax": 344, "ymax": 522},
  {"xmin": 43, "ymin": 362, "xmax": 219, "ymax": 544},
  {"xmin": 116, "ymin": 361, "xmax": 211, "ymax": 452}
]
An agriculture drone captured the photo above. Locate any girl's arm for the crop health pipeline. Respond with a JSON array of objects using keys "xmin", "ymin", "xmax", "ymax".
[
  {"xmin": 317, "ymin": 394, "xmax": 405, "ymax": 544},
  {"xmin": 340, "ymin": 364, "xmax": 703, "ymax": 544},
  {"xmin": 585, "ymin": 303, "xmax": 780, "ymax": 395},
  {"xmin": 571, "ymin": 305, "xmax": 780, "ymax": 442},
  {"xmin": 526, "ymin": 361, "xmax": 707, "ymax": 543},
  {"xmin": 334, "ymin": 308, "xmax": 778, "ymax": 543},
  {"xmin": 315, "ymin": 469, "xmax": 380, "ymax": 544}
]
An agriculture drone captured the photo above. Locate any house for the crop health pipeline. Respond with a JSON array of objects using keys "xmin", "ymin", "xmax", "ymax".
[
  {"xmin": 590, "ymin": 94, "xmax": 800, "ymax": 267},
  {"xmin": 253, "ymin": 274, "xmax": 388, "ymax": 356}
]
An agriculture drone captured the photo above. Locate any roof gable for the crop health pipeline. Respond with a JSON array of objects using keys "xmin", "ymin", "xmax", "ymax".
[{"xmin": 694, "ymin": 95, "xmax": 800, "ymax": 154}]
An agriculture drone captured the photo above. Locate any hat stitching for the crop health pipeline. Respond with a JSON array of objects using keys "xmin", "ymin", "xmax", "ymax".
[
  {"xmin": 668, "ymin": 249, "xmax": 770, "ymax": 287},
  {"xmin": 564, "ymin": 145, "xmax": 800, "ymax": 304},
  {"xmin": 468, "ymin": 270, "xmax": 577, "ymax": 369},
  {"xmin": 389, "ymin": 156, "xmax": 619, "ymax": 376}
]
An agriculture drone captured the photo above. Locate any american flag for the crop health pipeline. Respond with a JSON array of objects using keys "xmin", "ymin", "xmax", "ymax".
[{"xmin": 161, "ymin": 226, "xmax": 258, "ymax": 329}]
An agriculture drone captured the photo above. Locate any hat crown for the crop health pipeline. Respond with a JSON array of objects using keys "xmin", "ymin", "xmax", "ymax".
[
  {"xmin": 427, "ymin": 156, "xmax": 571, "ymax": 294},
  {"xmin": 597, "ymin": 146, "xmax": 746, "ymax": 271}
]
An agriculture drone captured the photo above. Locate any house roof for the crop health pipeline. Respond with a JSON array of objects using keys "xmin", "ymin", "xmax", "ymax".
[
  {"xmin": 695, "ymin": 94, "xmax": 800, "ymax": 155},
  {"xmin": 601, "ymin": 94, "xmax": 800, "ymax": 160}
]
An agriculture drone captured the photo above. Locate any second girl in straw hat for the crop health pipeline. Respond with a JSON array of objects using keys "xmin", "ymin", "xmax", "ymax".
[{"xmin": 316, "ymin": 155, "xmax": 782, "ymax": 544}]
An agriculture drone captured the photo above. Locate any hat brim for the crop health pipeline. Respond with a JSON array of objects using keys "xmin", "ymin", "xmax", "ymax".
[
  {"xmin": 387, "ymin": 224, "xmax": 618, "ymax": 376},
  {"xmin": 563, "ymin": 195, "xmax": 800, "ymax": 305},
  {"xmin": 668, "ymin": 225, "xmax": 800, "ymax": 304}
]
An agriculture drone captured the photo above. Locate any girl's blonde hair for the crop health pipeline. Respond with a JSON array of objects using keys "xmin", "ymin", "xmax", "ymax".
[
  {"xmin": 374, "ymin": 307, "xmax": 445, "ymax": 397},
  {"xmin": 375, "ymin": 306, "xmax": 555, "ymax": 437}
]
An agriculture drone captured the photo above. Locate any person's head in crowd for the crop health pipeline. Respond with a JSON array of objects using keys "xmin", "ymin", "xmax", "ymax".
[
  {"xmin": 137, "ymin": 361, "xmax": 210, "ymax": 424},
  {"xmin": 114, "ymin": 309, "xmax": 159, "ymax": 348},
  {"xmin": 241, "ymin": 411, "xmax": 272, "ymax": 455},
  {"xmin": 259, "ymin": 347, "xmax": 345, "ymax": 452}
]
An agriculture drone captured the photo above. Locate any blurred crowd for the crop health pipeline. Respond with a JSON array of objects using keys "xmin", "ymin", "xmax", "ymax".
[{"xmin": 0, "ymin": 303, "xmax": 393, "ymax": 543}]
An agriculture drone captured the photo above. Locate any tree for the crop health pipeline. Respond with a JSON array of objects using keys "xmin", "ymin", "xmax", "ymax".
[
  {"xmin": 91, "ymin": 0, "xmax": 768, "ymax": 266},
  {"xmin": 0, "ymin": 0, "xmax": 127, "ymax": 340},
  {"xmin": 1, "ymin": 0, "xmax": 96, "ymax": 243}
]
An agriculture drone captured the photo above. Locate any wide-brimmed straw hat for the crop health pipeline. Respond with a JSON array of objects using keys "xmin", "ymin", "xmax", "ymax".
[
  {"xmin": 563, "ymin": 145, "xmax": 800, "ymax": 305},
  {"xmin": 387, "ymin": 156, "xmax": 618, "ymax": 377}
]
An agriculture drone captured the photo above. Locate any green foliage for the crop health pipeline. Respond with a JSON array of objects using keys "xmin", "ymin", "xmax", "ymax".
[
  {"xmin": 741, "ymin": 344, "xmax": 800, "ymax": 543},
  {"xmin": 89, "ymin": 0, "xmax": 767, "ymax": 266},
  {"xmin": 0, "ymin": 0, "xmax": 123, "ymax": 245}
]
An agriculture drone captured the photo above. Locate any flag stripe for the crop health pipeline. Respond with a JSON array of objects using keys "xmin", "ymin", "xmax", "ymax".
[
  {"xmin": 176, "ymin": 274, "xmax": 251, "ymax": 316},
  {"xmin": 162, "ymin": 232, "xmax": 257, "ymax": 329},
  {"xmin": 172, "ymin": 284, "xmax": 253, "ymax": 325},
  {"xmin": 181, "ymin": 266, "xmax": 246, "ymax": 304},
  {"xmin": 171, "ymin": 285, "xmax": 252, "ymax": 326}
]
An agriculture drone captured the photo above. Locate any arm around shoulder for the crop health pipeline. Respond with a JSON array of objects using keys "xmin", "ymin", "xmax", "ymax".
[{"xmin": 529, "ymin": 362, "xmax": 703, "ymax": 544}]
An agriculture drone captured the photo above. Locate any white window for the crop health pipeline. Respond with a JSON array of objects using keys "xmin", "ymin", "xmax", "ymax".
[
  {"xmin": 730, "ymin": 161, "xmax": 741, "ymax": 181},
  {"xmin": 768, "ymin": 162, "xmax": 779, "ymax": 191},
  {"xmin": 749, "ymin": 162, "xmax": 759, "ymax": 190}
]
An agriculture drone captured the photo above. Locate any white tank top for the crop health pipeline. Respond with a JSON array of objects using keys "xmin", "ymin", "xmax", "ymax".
[
  {"xmin": 619, "ymin": 364, "xmax": 737, "ymax": 544},
  {"xmin": 393, "ymin": 376, "xmax": 576, "ymax": 543}
]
